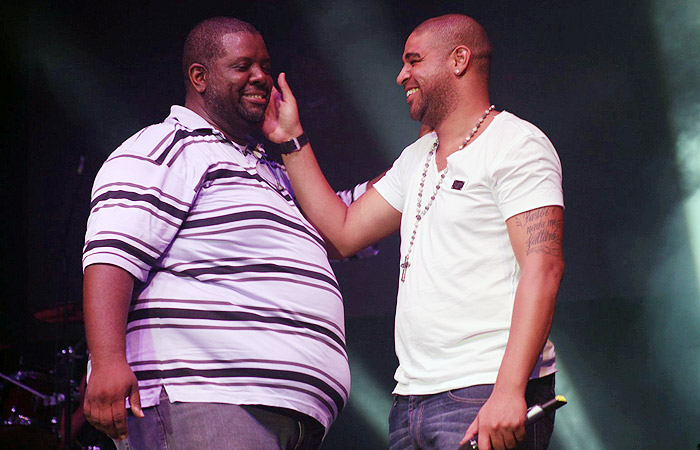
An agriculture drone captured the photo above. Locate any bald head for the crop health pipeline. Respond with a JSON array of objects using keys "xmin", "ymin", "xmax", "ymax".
[
  {"xmin": 413, "ymin": 14, "xmax": 492, "ymax": 77},
  {"xmin": 182, "ymin": 17, "xmax": 261, "ymax": 89}
]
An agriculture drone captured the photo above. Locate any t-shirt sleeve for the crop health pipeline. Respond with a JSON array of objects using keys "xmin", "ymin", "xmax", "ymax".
[
  {"xmin": 492, "ymin": 135, "xmax": 564, "ymax": 220},
  {"xmin": 372, "ymin": 160, "xmax": 404, "ymax": 213},
  {"xmin": 82, "ymin": 148, "xmax": 198, "ymax": 281},
  {"xmin": 373, "ymin": 133, "xmax": 435, "ymax": 213}
]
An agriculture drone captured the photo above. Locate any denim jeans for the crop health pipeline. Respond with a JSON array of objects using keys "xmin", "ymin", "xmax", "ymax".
[
  {"xmin": 389, "ymin": 375, "xmax": 555, "ymax": 450},
  {"xmin": 114, "ymin": 390, "xmax": 324, "ymax": 450}
]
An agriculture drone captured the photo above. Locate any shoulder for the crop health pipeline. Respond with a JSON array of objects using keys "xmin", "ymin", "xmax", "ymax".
[
  {"xmin": 484, "ymin": 112, "xmax": 559, "ymax": 162},
  {"xmin": 373, "ymin": 132, "xmax": 436, "ymax": 206},
  {"xmin": 121, "ymin": 123, "xmax": 174, "ymax": 154},
  {"xmin": 393, "ymin": 131, "xmax": 438, "ymax": 168},
  {"xmin": 490, "ymin": 111, "xmax": 551, "ymax": 143},
  {"xmin": 94, "ymin": 113, "xmax": 198, "ymax": 188},
  {"xmin": 406, "ymin": 130, "xmax": 438, "ymax": 153},
  {"xmin": 110, "ymin": 106, "xmax": 217, "ymax": 161}
]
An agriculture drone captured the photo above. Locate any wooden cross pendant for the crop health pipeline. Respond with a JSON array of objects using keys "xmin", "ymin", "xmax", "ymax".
[{"xmin": 400, "ymin": 254, "xmax": 411, "ymax": 282}]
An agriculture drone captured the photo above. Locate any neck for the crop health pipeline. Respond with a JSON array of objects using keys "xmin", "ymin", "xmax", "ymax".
[
  {"xmin": 433, "ymin": 98, "xmax": 495, "ymax": 157},
  {"xmin": 184, "ymin": 96, "xmax": 251, "ymax": 145}
]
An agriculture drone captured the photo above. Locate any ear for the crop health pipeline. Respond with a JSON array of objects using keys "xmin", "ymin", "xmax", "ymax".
[
  {"xmin": 452, "ymin": 46, "xmax": 471, "ymax": 76},
  {"xmin": 188, "ymin": 63, "xmax": 208, "ymax": 93}
]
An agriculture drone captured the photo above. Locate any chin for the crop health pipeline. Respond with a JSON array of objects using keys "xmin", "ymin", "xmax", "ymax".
[
  {"xmin": 245, "ymin": 114, "xmax": 265, "ymax": 126},
  {"xmin": 415, "ymin": 112, "xmax": 433, "ymax": 128},
  {"xmin": 238, "ymin": 108, "xmax": 266, "ymax": 126},
  {"xmin": 409, "ymin": 108, "xmax": 424, "ymax": 122}
]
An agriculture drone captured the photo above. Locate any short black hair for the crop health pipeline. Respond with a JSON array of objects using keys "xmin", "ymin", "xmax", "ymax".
[
  {"xmin": 182, "ymin": 17, "xmax": 260, "ymax": 87},
  {"xmin": 414, "ymin": 14, "xmax": 492, "ymax": 76}
]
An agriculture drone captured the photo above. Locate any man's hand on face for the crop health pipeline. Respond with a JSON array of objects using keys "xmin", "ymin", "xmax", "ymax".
[{"xmin": 262, "ymin": 73, "xmax": 304, "ymax": 143}]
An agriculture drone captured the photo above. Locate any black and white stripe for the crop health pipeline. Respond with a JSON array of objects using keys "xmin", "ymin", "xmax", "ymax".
[{"xmin": 84, "ymin": 106, "xmax": 349, "ymax": 430}]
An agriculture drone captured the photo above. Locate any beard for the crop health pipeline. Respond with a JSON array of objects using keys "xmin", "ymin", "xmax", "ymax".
[
  {"xmin": 412, "ymin": 70, "xmax": 457, "ymax": 128},
  {"xmin": 204, "ymin": 83, "xmax": 268, "ymax": 131}
]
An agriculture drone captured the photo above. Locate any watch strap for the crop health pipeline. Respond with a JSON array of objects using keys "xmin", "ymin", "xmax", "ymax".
[{"xmin": 278, "ymin": 133, "xmax": 309, "ymax": 154}]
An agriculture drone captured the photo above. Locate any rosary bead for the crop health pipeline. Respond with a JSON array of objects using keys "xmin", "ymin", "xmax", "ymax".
[{"xmin": 401, "ymin": 106, "xmax": 494, "ymax": 283}]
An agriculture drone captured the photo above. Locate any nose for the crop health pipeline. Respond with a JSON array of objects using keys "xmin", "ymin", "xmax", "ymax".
[
  {"xmin": 396, "ymin": 64, "xmax": 409, "ymax": 86},
  {"xmin": 249, "ymin": 64, "xmax": 267, "ymax": 84}
]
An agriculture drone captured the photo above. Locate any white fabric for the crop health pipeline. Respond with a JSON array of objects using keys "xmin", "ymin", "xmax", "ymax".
[
  {"xmin": 83, "ymin": 106, "xmax": 349, "ymax": 430},
  {"xmin": 373, "ymin": 111, "xmax": 563, "ymax": 395},
  {"xmin": 336, "ymin": 181, "xmax": 369, "ymax": 206}
]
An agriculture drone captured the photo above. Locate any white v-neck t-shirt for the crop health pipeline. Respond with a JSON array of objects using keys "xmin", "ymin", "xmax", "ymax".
[{"xmin": 374, "ymin": 111, "xmax": 563, "ymax": 395}]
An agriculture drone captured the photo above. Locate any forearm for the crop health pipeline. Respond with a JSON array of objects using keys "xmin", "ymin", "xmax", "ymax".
[
  {"xmin": 282, "ymin": 141, "xmax": 400, "ymax": 256},
  {"xmin": 280, "ymin": 142, "xmax": 358, "ymax": 255},
  {"xmin": 266, "ymin": 73, "xmax": 400, "ymax": 255},
  {"xmin": 82, "ymin": 263, "xmax": 143, "ymax": 439},
  {"xmin": 494, "ymin": 262, "xmax": 563, "ymax": 396},
  {"xmin": 83, "ymin": 263, "xmax": 135, "ymax": 368}
]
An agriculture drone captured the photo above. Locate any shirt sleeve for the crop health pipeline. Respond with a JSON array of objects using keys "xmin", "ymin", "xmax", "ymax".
[
  {"xmin": 331, "ymin": 181, "xmax": 378, "ymax": 260},
  {"xmin": 82, "ymin": 147, "xmax": 198, "ymax": 282},
  {"xmin": 336, "ymin": 181, "xmax": 369, "ymax": 206},
  {"xmin": 374, "ymin": 132, "xmax": 436, "ymax": 213},
  {"xmin": 492, "ymin": 134, "xmax": 564, "ymax": 220}
]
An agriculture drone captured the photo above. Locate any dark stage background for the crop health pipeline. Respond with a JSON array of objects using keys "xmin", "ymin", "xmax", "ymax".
[{"xmin": 2, "ymin": 1, "xmax": 699, "ymax": 448}]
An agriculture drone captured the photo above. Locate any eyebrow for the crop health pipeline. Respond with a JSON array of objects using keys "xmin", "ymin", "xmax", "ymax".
[
  {"xmin": 403, "ymin": 52, "xmax": 422, "ymax": 61},
  {"xmin": 230, "ymin": 56, "xmax": 271, "ymax": 64}
]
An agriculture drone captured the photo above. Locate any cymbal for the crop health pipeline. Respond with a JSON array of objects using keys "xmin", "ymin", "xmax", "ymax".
[{"xmin": 33, "ymin": 303, "xmax": 83, "ymax": 323}]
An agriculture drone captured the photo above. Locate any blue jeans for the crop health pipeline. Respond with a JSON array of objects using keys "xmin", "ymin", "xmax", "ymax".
[
  {"xmin": 114, "ymin": 390, "xmax": 324, "ymax": 450},
  {"xmin": 389, "ymin": 375, "xmax": 555, "ymax": 450}
]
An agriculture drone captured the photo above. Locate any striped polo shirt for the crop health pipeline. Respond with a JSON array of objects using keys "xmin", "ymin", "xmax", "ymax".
[{"xmin": 83, "ymin": 106, "xmax": 349, "ymax": 430}]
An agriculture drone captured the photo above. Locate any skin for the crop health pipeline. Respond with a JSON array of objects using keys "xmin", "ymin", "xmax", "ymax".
[
  {"xmin": 83, "ymin": 264, "xmax": 141, "ymax": 441},
  {"xmin": 187, "ymin": 32, "xmax": 273, "ymax": 144},
  {"xmin": 83, "ymin": 31, "xmax": 273, "ymax": 440},
  {"xmin": 398, "ymin": 32, "xmax": 459, "ymax": 128},
  {"xmin": 264, "ymin": 21, "xmax": 564, "ymax": 450}
]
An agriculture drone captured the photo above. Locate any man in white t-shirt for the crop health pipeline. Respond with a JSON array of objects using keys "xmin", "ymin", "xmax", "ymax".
[{"xmin": 263, "ymin": 13, "xmax": 564, "ymax": 450}]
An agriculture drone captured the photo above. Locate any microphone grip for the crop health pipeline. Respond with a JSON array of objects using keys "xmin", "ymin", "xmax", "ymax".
[{"xmin": 462, "ymin": 395, "xmax": 567, "ymax": 450}]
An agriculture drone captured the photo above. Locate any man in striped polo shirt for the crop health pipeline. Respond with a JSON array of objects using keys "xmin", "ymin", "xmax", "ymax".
[{"xmin": 82, "ymin": 17, "xmax": 350, "ymax": 449}]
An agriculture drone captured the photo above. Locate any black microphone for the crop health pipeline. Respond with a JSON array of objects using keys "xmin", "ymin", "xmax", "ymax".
[{"xmin": 461, "ymin": 395, "xmax": 567, "ymax": 450}]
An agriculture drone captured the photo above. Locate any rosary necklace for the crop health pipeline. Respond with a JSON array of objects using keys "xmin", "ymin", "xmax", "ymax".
[{"xmin": 400, "ymin": 105, "xmax": 495, "ymax": 282}]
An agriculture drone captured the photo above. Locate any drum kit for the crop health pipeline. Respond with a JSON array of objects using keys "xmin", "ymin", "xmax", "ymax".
[{"xmin": 0, "ymin": 303, "xmax": 114, "ymax": 450}]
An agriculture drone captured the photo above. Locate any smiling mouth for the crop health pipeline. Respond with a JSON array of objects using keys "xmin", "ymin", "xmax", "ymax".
[
  {"xmin": 406, "ymin": 88, "xmax": 419, "ymax": 98},
  {"xmin": 243, "ymin": 93, "xmax": 267, "ymax": 101}
]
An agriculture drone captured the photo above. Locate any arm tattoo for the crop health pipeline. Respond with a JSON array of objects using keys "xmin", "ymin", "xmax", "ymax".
[{"xmin": 515, "ymin": 207, "xmax": 563, "ymax": 256}]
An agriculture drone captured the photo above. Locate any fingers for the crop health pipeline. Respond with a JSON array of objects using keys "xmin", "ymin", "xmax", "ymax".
[
  {"xmin": 502, "ymin": 431, "xmax": 518, "ymax": 450},
  {"xmin": 129, "ymin": 386, "xmax": 145, "ymax": 418},
  {"xmin": 83, "ymin": 387, "xmax": 132, "ymax": 439},
  {"xmin": 514, "ymin": 426, "xmax": 526, "ymax": 443},
  {"xmin": 270, "ymin": 86, "xmax": 282, "ymax": 104},
  {"xmin": 277, "ymin": 72, "xmax": 288, "ymax": 95},
  {"xmin": 88, "ymin": 400, "xmax": 123, "ymax": 440},
  {"xmin": 112, "ymin": 400, "xmax": 128, "ymax": 440},
  {"xmin": 264, "ymin": 72, "xmax": 303, "ymax": 140},
  {"xmin": 473, "ymin": 428, "xmax": 523, "ymax": 450},
  {"xmin": 478, "ymin": 429, "xmax": 491, "ymax": 450},
  {"xmin": 461, "ymin": 418, "xmax": 523, "ymax": 450},
  {"xmin": 276, "ymin": 72, "xmax": 297, "ymax": 104},
  {"xmin": 460, "ymin": 418, "xmax": 478, "ymax": 445}
]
